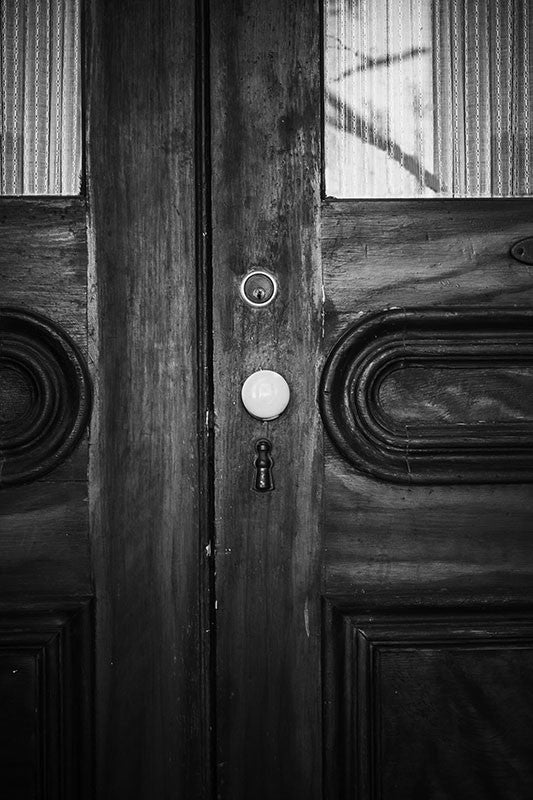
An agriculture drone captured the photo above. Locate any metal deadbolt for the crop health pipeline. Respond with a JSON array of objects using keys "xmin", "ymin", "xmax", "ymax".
[{"xmin": 240, "ymin": 271, "xmax": 278, "ymax": 307}]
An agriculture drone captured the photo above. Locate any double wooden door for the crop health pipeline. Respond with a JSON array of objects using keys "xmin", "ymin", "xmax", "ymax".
[{"xmin": 1, "ymin": 1, "xmax": 532, "ymax": 798}]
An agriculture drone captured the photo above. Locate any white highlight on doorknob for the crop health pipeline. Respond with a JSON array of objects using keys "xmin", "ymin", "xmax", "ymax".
[{"xmin": 241, "ymin": 370, "xmax": 290, "ymax": 421}]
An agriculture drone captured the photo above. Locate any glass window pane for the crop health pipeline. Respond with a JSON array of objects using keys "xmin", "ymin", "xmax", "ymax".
[
  {"xmin": 324, "ymin": 0, "xmax": 532, "ymax": 198},
  {"xmin": 0, "ymin": 0, "xmax": 81, "ymax": 195}
]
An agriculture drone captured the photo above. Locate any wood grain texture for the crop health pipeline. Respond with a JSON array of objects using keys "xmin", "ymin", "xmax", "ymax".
[
  {"xmin": 0, "ymin": 481, "xmax": 91, "ymax": 596},
  {"xmin": 379, "ymin": 366, "xmax": 533, "ymax": 423},
  {"xmin": 0, "ymin": 197, "xmax": 87, "ymax": 482},
  {"xmin": 0, "ymin": 198, "xmax": 87, "ymax": 352},
  {"xmin": 320, "ymin": 307, "xmax": 533, "ymax": 483},
  {"xmin": 0, "ymin": 198, "xmax": 90, "ymax": 596},
  {"xmin": 0, "ymin": 601, "xmax": 93, "ymax": 800},
  {"xmin": 324, "ymin": 608, "xmax": 533, "ymax": 800},
  {"xmin": 0, "ymin": 307, "xmax": 92, "ymax": 486},
  {"xmin": 86, "ymin": 1, "xmax": 207, "ymax": 797},
  {"xmin": 324, "ymin": 441, "xmax": 533, "ymax": 606},
  {"xmin": 323, "ymin": 199, "xmax": 533, "ymax": 344},
  {"xmin": 322, "ymin": 198, "xmax": 533, "ymax": 606},
  {"xmin": 211, "ymin": 0, "xmax": 322, "ymax": 796}
]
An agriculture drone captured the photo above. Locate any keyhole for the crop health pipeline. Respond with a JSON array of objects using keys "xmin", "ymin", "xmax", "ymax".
[
  {"xmin": 254, "ymin": 439, "xmax": 274, "ymax": 492},
  {"xmin": 240, "ymin": 271, "xmax": 278, "ymax": 307}
]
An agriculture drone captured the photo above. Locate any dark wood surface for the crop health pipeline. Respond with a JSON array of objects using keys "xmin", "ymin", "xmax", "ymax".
[
  {"xmin": 322, "ymin": 199, "xmax": 533, "ymax": 606},
  {"xmin": 379, "ymin": 365, "xmax": 533, "ymax": 423},
  {"xmin": 86, "ymin": 1, "xmax": 207, "ymax": 797},
  {"xmin": 210, "ymin": 0, "xmax": 322, "ymax": 797},
  {"xmin": 0, "ymin": 601, "xmax": 93, "ymax": 800},
  {"xmin": 324, "ymin": 608, "xmax": 533, "ymax": 800},
  {"xmin": 0, "ymin": 197, "xmax": 88, "ymax": 482},
  {"xmin": 0, "ymin": 306, "xmax": 92, "ymax": 487},
  {"xmin": 4, "ymin": 7, "xmax": 533, "ymax": 798},
  {"xmin": 321, "ymin": 198, "xmax": 533, "ymax": 797},
  {"xmin": 0, "ymin": 198, "xmax": 87, "ymax": 352},
  {"xmin": 320, "ymin": 307, "xmax": 533, "ymax": 483},
  {"xmin": 323, "ymin": 199, "xmax": 533, "ymax": 344},
  {"xmin": 0, "ymin": 198, "xmax": 90, "ymax": 596},
  {"xmin": 0, "ymin": 197, "xmax": 92, "ymax": 795}
]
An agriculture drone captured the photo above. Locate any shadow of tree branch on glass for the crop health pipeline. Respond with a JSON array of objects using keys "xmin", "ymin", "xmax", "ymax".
[
  {"xmin": 326, "ymin": 90, "xmax": 445, "ymax": 195},
  {"xmin": 331, "ymin": 47, "xmax": 430, "ymax": 82}
]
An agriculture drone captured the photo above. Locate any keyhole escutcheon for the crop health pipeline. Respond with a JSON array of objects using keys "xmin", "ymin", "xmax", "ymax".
[{"xmin": 254, "ymin": 439, "xmax": 274, "ymax": 492}]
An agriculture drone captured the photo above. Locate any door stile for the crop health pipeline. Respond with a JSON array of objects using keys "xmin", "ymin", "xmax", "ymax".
[
  {"xmin": 210, "ymin": 1, "xmax": 323, "ymax": 797},
  {"xmin": 86, "ymin": 1, "xmax": 211, "ymax": 796}
]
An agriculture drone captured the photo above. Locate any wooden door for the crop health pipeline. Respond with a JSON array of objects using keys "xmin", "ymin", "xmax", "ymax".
[
  {"xmin": 0, "ymin": 1, "xmax": 208, "ymax": 798},
  {"xmin": 211, "ymin": 1, "xmax": 533, "ymax": 799},
  {"xmin": 3, "ymin": 1, "xmax": 533, "ymax": 798}
]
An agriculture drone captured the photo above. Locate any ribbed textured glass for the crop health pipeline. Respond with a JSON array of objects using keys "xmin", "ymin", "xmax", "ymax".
[
  {"xmin": 0, "ymin": 0, "xmax": 81, "ymax": 195},
  {"xmin": 325, "ymin": 0, "xmax": 532, "ymax": 198}
]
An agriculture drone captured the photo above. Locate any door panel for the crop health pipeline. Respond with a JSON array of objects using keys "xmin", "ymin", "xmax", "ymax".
[
  {"xmin": 0, "ymin": 603, "xmax": 92, "ymax": 799},
  {"xmin": 321, "ymin": 206, "xmax": 533, "ymax": 795},
  {"xmin": 2, "ymin": 1, "xmax": 532, "ymax": 797},
  {"xmin": 322, "ymin": 199, "xmax": 533, "ymax": 604},
  {"xmin": 0, "ymin": 200, "xmax": 90, "ymax": 595},
  {"xmin": 324, "ymin": 610, "xmax": 533, "ymax": 799},
  {"xmin": 0, "ymin": 198, "xmax": 92, "ymax": 793},
  {"xmin": 211, "ymin": 1, "xmax": 533, "ymax": 798},
  {"xmin": 0, "ymin": 1, "xmax": 209, "ymax": 796}
]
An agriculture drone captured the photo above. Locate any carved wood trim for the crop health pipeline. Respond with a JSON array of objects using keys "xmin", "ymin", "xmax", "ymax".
[
  {"xmin": 0, "ymin": 307, "xmax": 92, "ymax": 487},
  {"xmin": 0, "ymin": 600, "xmax": 93, "ymax": 799},
  {"xmin": 320, "ymin": 307, "xmax": 533, "ymax": 484},
  {"xmin": 323, "ymin": 603, "xmax": 533, "ymax": 800}
]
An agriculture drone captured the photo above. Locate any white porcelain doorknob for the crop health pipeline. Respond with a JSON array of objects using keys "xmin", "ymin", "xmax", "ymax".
[{"xmin": 241, "ymin": 370, "xmax": 290, "ymax": 421}]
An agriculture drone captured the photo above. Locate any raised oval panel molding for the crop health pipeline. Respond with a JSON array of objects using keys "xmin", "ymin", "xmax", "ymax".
[
  {"xmin": 320, "ymin": 307, "xmax": 533, "ymax": 484},
  {"xmin": 0, "ymin": 306, "xmax": 92, "ymax": 487}
]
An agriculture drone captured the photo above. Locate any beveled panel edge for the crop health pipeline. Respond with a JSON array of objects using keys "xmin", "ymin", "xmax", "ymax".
[
  {"xmin": 322, "ymin": 600, "xmax": 533, "ymax": 800},
  {"xmin": 0, "ymin": 600, "xmax": 93, "ymax": 799},
  {"xmin": 319, "ymin": 307, "xmax": 533, "ymax": 484}
]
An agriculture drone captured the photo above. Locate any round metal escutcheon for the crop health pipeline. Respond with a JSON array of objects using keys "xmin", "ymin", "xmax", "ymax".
[
  {"xmin": 0, "ymin": 307, "xmax": 92, "ymax": 487},
  {"xmin": 240, "ymin": 271, "xmax": 278, "ymax": 307}
]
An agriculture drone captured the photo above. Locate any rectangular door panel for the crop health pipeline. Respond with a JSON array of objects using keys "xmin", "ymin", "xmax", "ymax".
[
  {"xmin": 0, "ymin": 603, "xmax": 92, "ymax": 799},
  {"xmin": 324, "ymin": 608, "xmax": 533, "ymax": 800}
]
